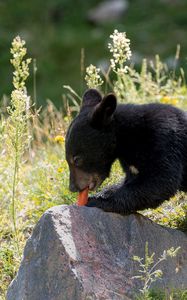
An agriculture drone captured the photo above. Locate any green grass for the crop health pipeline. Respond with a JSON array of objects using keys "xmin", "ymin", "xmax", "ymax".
[{"xmin": 148, "ymin": 289, "xmax": 187, "ymax": 300}]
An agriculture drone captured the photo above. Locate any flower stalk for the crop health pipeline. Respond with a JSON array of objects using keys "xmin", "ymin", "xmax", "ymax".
[{"xmin": 6, "ymin": 36, "xmax": 32, "ymax": 250}]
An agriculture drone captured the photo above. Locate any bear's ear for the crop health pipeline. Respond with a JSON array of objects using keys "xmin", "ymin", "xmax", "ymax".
[
  {"xmin": 90, "ymin": 93, "xmax": 117, "ymax": 129},
  {"xmin": 81, "ymin": 89, "xmax": 102, "ymax": 109}
]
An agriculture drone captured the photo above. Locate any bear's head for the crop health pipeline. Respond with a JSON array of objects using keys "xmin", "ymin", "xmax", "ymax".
[{"xmin": 65, "ymin": 89, "xmax": 117, "ymax": 192}]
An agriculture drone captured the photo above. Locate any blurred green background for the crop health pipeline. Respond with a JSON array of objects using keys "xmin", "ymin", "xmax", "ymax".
[{"xmin": 0, "ymin": 0, "xmax": 187, "ymax": 107}]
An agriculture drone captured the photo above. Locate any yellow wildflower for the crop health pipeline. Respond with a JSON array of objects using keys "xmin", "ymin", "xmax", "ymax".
[
  {"xmin": 57, "ymin": 167, "xmax": 63, "ymax": 173},
  {"xmin": 54, "ymin": 135, "xmax": 65, "ymax": 144},
  {"xmin": 160, "ymin": 96, "xmax": 179, "ymax": 106},
  {"xmin": 161, "ymin": 96, "xmax": 170, "ymax": 104},
  {"xmin": 171, "ymin": 98, "xmax": 179, "ymax": 106},
  {"xmin": 63, "ymin": 116, "xmax": 69, "ymax": 123}
]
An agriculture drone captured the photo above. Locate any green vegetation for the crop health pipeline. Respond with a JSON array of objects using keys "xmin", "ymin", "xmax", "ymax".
[
  {"xmin": 148, "ymin": 290, "xmax": 187, "ymax": 300},
  {"xmin": 0, "ymin": 31, "xmax": 187, "ymax": 299},
  {"xmin": 133, "ymin": 243, "xmax": 181, "ymax": 300},
  {"xmin": 1, "ymin": 0, "xmax": 187, "ymax": 106}
]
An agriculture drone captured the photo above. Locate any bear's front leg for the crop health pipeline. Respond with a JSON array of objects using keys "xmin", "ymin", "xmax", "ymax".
[
  {"xmin": 87, "ymin": 163, "xmax": 182, "ymax": 214},
  {"xmin": 86, "ymin": 183, "xmax": 128, "ymax": 214}
]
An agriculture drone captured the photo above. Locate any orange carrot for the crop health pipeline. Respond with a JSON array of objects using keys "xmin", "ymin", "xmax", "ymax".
[{"xmin": 77, "ymin": 187, "xmax": 89, "ymax": 206}]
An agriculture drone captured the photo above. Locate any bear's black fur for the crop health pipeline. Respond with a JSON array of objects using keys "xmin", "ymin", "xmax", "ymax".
[{"xmin": 65, "ymin": 89, "xmax": 187, "ymax": 214}]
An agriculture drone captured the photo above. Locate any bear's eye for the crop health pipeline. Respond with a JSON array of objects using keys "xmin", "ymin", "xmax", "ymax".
[{"xmin": 73, "ymin": 156, "xmax": 83, "ymax": 167}]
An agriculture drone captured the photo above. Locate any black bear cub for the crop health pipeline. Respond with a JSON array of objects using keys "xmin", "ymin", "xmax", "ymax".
[{"xmin": 65, "ymin": 89, "xmax": 187, "ymax": 214}]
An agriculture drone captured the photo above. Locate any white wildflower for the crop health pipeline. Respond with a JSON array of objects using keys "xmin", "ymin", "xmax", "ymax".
[
  {"xmin": 85, "ymin": 64, "xmax": 103, "ymax": 89},
  {"xmin": 108, "ymin": 29, "xmax": 131, "ymax": 74},
  {"xmin": 116, "ymin": 66, "xmax": 129, "ymax": 76},
  {"xmin": 6, "ymin": 36, "xmax": 32, "ymax": 159},
  {"xmin": 10, "ymin": 36, "xmax": 31, "ymax": 91}
]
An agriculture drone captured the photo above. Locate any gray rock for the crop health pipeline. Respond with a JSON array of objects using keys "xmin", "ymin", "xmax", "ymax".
[
  {"xmin": 7, "ymin": 205, "xmax": 187, "ymax": 300},
  {"xmin": 88, "ymin": 0, "xmax": 128, "ymax": 25}
]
